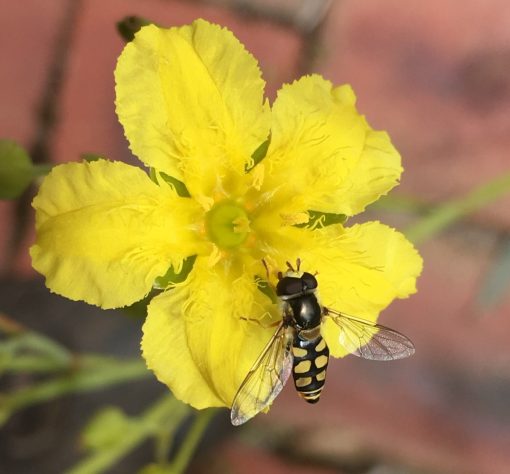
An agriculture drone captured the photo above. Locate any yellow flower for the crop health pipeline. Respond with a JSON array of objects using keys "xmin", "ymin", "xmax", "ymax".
[{"xmin": 30, "ymin": 19, "xmax": 422, "ymax": 410}]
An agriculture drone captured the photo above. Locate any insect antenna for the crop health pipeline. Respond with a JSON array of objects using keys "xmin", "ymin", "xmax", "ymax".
[{"xmin": 261, "ymin": 259, "xmax": 270, "ymax": 281}]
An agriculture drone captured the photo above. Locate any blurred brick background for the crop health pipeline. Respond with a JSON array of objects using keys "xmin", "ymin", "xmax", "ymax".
[{"xmin": 2, "ymin": 0, "xmax": 510, "ymax": 473}]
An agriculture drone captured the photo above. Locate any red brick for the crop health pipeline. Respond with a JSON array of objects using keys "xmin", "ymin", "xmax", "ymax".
[
  {"xmin": 193, "ymin": 439, "xmax": 339, "ymax": 474},
  {"xmin": 49, "ymin": 0, "xmax": 303, "ymax": 166},
  {"xmin": 0, "ymin": 0, "xmax": 67, "ymax": 147},
  {"xmin": 318, "ymin": 0, "xmax": 510, "ymax": 229}
]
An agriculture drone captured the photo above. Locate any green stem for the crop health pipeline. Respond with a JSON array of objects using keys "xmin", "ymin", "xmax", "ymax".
[
  {"xmin": 155, "ymin": 429, "xmax": 173, "ymax": 466},
  {"xmin": 0, "ymin": 357, "xmax": 149, "ymax": 426},
  {"xmin": 0, "ymin": 312, "xmax": 73, "ymax": 372},
  {"xmin": 169, "ymin": 409, "xmax": 217, "ymax": 474},
  {"xmin": 405, "ymin": 173, "xmax": 510, "ymax": 244},
  {"xmin": 370, "ymin": 194, "xmax": 432, "ymax": 214},
  {"xmin": 1, "ymin": 355, "xmax": 71, "ymax": 373},
  {"xmin": 66, "ymin": 395, "xmax": 189, "ymax": 474},
  {"xmin": 0, "ymin": 312, "xmax": 25, "ymax": 335},
  {"xmin": 10, "ymin": 332, "xmax": 72, "ymax": 365}
]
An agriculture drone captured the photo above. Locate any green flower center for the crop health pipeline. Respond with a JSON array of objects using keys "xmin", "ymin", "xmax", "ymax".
[{"xmin": 205, "ymin": 200, "xmax": 251, "ymax": 249}]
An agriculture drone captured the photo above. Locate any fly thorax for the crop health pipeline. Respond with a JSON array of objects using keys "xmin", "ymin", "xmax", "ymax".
[{"xmin": 288, "ymin": 294, "xmax": 322, "ymax": 329}]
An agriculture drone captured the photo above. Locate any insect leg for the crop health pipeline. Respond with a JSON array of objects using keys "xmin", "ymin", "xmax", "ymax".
[
  {"xmin": 261, "ymin": 259, "xmax": 271, "ymax": 280},
  {"xmin": 240, "ymin": 316, "xmax": 280, "ymax": 329}
]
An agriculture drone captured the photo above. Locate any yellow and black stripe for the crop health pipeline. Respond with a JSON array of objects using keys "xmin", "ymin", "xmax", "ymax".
[{"xmin": 292, "ymin": 337, "xmax": 329, "ymax": 403}]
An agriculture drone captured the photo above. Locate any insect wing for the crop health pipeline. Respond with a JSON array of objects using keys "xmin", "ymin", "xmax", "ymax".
[
  {"xmin": 324, "ymin": 308, "xmax": 415, "ymax": 361},
  {"xmin": 231, "ymin": 323, "xmax": 293, "ymax": 426}
]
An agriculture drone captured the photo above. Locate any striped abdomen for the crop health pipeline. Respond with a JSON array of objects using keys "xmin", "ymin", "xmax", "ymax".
[{"xmin": 291, "ymin": 335, "xmax": 329, "ymax": 403}]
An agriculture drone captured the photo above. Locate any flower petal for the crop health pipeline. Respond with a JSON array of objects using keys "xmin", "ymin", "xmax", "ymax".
[
  {"xmin": 142, "ymin": 257, "xmax": 277, "ymax": 409},
  {"xmin": 31, "ymin": 160, "xmax": 203, "ymax": 309},
  {"xmin": 142, "ymin": 289, "xmax": 224, "ymax": 408},
  {"xmin": 115, "ymin": 19, "xmax": 270, "ymax": 197},
  {"xmin": 262, "ymin": 75, "xmax": 401, "ymax": 216},
  {"xmin": 295, "ymin": 222, "xmax": 422, "ymax": 357}
]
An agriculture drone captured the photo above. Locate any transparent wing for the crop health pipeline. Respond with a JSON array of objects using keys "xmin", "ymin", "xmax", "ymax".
[
  {"xmin": 231, "ymin": 323, "xmax": 294, "ymax": 426},
  {"xmin": 324, "ymin": 308, "xmax": 415, "ymax": 361}
]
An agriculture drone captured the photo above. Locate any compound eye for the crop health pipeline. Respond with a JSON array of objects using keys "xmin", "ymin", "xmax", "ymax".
[
  {"xmin": 301, "ymin": 272, "xmax": 318, "ymax": 290},
  {"xmin": 276, "ymin": 277, "xmax": 303, "ymax": 296}
]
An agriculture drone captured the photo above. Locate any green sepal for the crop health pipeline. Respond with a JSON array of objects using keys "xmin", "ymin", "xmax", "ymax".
[
  {"xmin": 246, "ymin": 136, "xmax": 270, "ymax": 172},
  {"xmin": 153, "ymin": 255, "xmax": 197, "ymax": 290},
  {"xmin": 255, "ymin": 276, "xmax": 277, "ymax": 304},
  {"xmin": 150, "ymin": 168, "xmax": 191, "ymax": 197},
  {"xmin": 81, "ymin": 152, "xmax": 103, "ymax": 162},
  {"xmin": 149, "ymin": 167, "xmax": 158, "ymax": 184},
  {"xmin": 0, "ymin": 140, "xmax": 35, "ymax": 199},
  {"xmin": 295, "ymin": 210, "xmax": 348, "ymax": 229},
  {"xmin": 123, "ymin": 289, "xmax": 161, "ymax": 319},
  {"xmin": 117, "ymin": 15, "xmax": 152, "ymax": 43},
  {"xmin": 158, "ymin": 172, "xmax": 191, "ymax": 197}
]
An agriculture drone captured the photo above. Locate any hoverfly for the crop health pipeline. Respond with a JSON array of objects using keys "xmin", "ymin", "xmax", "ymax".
[{"xmin": 231, "ymin": 259, "xmax": 415, "ymax": 426}]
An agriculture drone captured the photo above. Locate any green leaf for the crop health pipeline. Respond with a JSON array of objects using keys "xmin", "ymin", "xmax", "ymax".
[
  {"xmin": 154, "ymin": 255, "xmax": 197, "ymax": 289},
  {"xmin": 117, "ymin": 15, "xmax": 152, "ymax": 43},
  {"xmin": 0, "ymin": 140, "xmax": 34, "ymax": 199},
  {"xmin": 82, "ymin": 407, "xmax": 137, "ymax": 451},
  {"xmin": 68, "ymin": 396, "xmax": 190, "ymax": 474}
]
